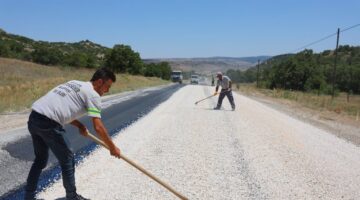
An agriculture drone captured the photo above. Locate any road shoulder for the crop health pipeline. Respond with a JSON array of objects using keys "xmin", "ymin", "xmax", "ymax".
[{"xmin": 236, "ymin": 91, "xmax": 360, "ymax": 146}]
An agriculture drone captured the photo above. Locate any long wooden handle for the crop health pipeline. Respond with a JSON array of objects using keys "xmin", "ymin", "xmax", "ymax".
[
  {"xmin": 195, "ymin": 93, "xmax": 217, "ymax": 104},
  {"xmin": 86, "ymin": 132, "xmax": 188, "ymax": 200}
]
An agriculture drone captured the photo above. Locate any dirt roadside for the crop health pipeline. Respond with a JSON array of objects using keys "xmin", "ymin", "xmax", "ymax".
[
  {"xmin": 236, "ymin": 90, "xmax": 360, "ymax": 146},
  {"xmin": 0, "ymin": 110, "xmax": 30, "ymax": 134}
]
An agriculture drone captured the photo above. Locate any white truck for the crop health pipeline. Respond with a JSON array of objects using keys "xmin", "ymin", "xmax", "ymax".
[{"xmin": 171, "ymin": 70, "xmax": 183, "ymax": 84}]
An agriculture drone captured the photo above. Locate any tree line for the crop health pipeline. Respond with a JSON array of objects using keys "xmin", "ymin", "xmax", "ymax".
[
  {"xmin": 0, "ymin": 29, "xmax": 171, "ymax": 80},
  {"xmin": 226, "ymin": 45, "xmax": 360, "ymax": 95},
  {"xmin": 103, "ymin": 44, "xmax": 171, "ymax": 79}
]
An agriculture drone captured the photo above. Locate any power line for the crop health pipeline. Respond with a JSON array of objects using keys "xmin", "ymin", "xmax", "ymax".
[
  {"xmin": 341, "ymin": 23, "xmax": 360, "ymax": 32},
  {"xmin": 290, "ymin": 23, "xmax": 360, "ymax": 53}
]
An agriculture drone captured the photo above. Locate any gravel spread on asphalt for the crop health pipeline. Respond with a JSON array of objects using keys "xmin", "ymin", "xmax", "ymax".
[{"xmin": 38, "ymin": 85, "xmax": 360, "ymax": 199}]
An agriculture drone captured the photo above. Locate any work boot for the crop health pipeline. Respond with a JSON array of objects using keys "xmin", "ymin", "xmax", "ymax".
[
  {"xmin": 213, "ymin": 106, "xmax": 220, "ymax": 110},
  {"xmin": 67, "ymin": 194, "xmax": 90, "ymax": 200},
  {"xmin": 232, "ymin": 106, "xmax": 235, "ymax": 111}
]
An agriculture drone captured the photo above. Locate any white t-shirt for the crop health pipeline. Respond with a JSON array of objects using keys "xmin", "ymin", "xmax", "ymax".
[{"xmin": 32, "ymin": 80, "xmax": 101, "ymax": 125}]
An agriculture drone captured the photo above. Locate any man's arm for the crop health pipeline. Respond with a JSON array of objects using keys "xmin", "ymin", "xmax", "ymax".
[
  {"xmin": 92, "ymin": 117, "xmax": 121, "ymax": 158},
  {"xmin": 215, "ymin": 85, "xmax": 219, "ymax": 94},
  {"xmin": 70, "ymin": 120, "xmax": 88, "ymax": 136},
  {"xmin": 228, "ymin": 81, "xmax": 232, "ymax": 91}
]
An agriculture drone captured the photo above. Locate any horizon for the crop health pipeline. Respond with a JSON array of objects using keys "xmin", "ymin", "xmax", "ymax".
[{"xmin": 0, "ymin": 0, "xmax": 359, "ymax": 59}]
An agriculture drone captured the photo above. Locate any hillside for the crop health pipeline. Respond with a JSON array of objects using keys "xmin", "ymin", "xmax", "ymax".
[
  {"xmin": 0, "ymin": 57, "xmax": 169, "ymax": 113},
  {"xmin": 0, "ymin": 29, "xmax": 109, "ymax": 67},
  {"xmin": 227, "ymin": 46, "xmax": 360, "ymax": 95},
  {"xmin": 1, "ymin": 28, "xmax": 272, "ymax": 76},
  {"xmin": 144, "ymin": 56, "xmax": 271, "ymax": 75}
]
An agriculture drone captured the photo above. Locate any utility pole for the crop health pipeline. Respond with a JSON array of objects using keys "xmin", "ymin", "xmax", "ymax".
[
  {"xmin": 332, "ymin": 28, "xmax": 340, "ymax": 99},
  {"xmin": 347, "ymin": 55, "xmax": 353, "ymax": 103},
  {"xmin": 256, "ymin": 59, "xmax": 260, "ymax": 88}
]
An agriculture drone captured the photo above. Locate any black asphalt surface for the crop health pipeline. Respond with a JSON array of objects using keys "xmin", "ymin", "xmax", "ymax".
[{"xmin": 0, "ymin": 83, "xmax": 183, "ymax": 199}]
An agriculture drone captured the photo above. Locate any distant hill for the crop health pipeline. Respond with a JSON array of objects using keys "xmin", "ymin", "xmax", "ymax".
[
  {"xmin": 0, "ymin": 28, "xmax": 271, "ymax": 74},
  {"xmin": 0, "ymin": 29, "xmax": 109, "ymax": 67},
  {"xmin": 144, "ymin": 56, "xmax": 271, "ymax": 75}
]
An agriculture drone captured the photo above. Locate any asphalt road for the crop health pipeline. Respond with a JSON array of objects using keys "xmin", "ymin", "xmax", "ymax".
[{"xmin": 0, "ymin": 83, "xmax": 183, "ymax": 199}]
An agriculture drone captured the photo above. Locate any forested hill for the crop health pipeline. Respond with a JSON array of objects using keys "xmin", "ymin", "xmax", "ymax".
[
  {"xmin": 0, "ymin": 28, "xmax": 271, "ymax": 77},
  {"xmin": 0, "ymin": 28, "xmax": 172, "ymax": 80},
  {"xmin": 0, "ymin": 28, "xmax": 109, "ymax": 67},
  {"xmin": 227, "ymin": 46, "xmax": 360, "ymax": 94}
]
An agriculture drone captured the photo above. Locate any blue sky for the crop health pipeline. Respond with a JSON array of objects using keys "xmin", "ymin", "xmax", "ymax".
[{"xmin": 0, "ymin": 0, "xmax": 359, "ymax": 58}]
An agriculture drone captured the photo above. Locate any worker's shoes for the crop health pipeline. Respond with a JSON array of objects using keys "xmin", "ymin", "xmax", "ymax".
[
  {"xmin": 213, "ymin": 106, "xmax": 221, "ymax": 110},
  {"xmin": 232, "ymin": 106, "xmax": 236, "ymax": 111},
  {"xmin": 67, "ymin": 194, "xmax": 90, "ymax": 200}
]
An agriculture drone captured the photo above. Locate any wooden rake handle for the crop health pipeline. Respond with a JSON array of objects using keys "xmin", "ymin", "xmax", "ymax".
[
  {"xmin": 195, "ymin": 93, "xmax": 218, "ymax": 104},
  {"xmin": 86, "ymin": 132, "xmax": 188, "ymax": 200}
]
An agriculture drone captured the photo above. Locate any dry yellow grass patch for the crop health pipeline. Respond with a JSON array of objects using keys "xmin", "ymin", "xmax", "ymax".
[
  {"xmin": 0, "ymin": 58, "xmax": 169, "ymax": 113},
  {"xmin": 235, "ymin": 83, "xmax": 360, "ymax": 119}
]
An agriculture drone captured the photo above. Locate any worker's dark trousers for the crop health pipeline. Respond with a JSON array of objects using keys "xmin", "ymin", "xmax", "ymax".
[
  {"xmin": 25, "ymin": 111, "xmax": 76, "ymax": 200},
  {"xmin": 216, "ymin": 89, "xmax": 236, "ymax": 109}
]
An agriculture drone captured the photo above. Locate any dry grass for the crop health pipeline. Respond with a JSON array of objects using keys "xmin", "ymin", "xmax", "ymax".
[
  {"xmin": 235, "ymin": 83, "xmax": 360, "ymax": 119},
  {"xmin": 0, "ymin": 58, "xmax": 169, "ymax": 113}
]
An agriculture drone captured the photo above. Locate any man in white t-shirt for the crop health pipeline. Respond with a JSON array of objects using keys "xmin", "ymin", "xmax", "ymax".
[
  {"xmin": 25, "ymin": 68, "xmax": 120, "ymax": 200},
  {"xmin": 213, "ymin": 72, "xmax": 236, "ymax": 111}
]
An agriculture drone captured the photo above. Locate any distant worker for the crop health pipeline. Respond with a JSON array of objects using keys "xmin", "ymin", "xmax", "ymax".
[
  {"xmin": 25, "ymin": 68, "xmax": 121, "ymax": 200},
  {"xmin": 211, "ymin": 75, "xmax": 215, "ymax": 86},
  {"xmin": 213, "ymin": 72, "xmax": 236, "ymax": 111}
]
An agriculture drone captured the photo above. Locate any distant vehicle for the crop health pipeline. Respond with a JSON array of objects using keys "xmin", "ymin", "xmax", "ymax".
[
  {"xmin": 190, "ymin": 74, "xmax": 199, "ymax": 84},
  {"xmin": 171, "ymin": 70, "xmax": 183, "ymax": 84}
]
